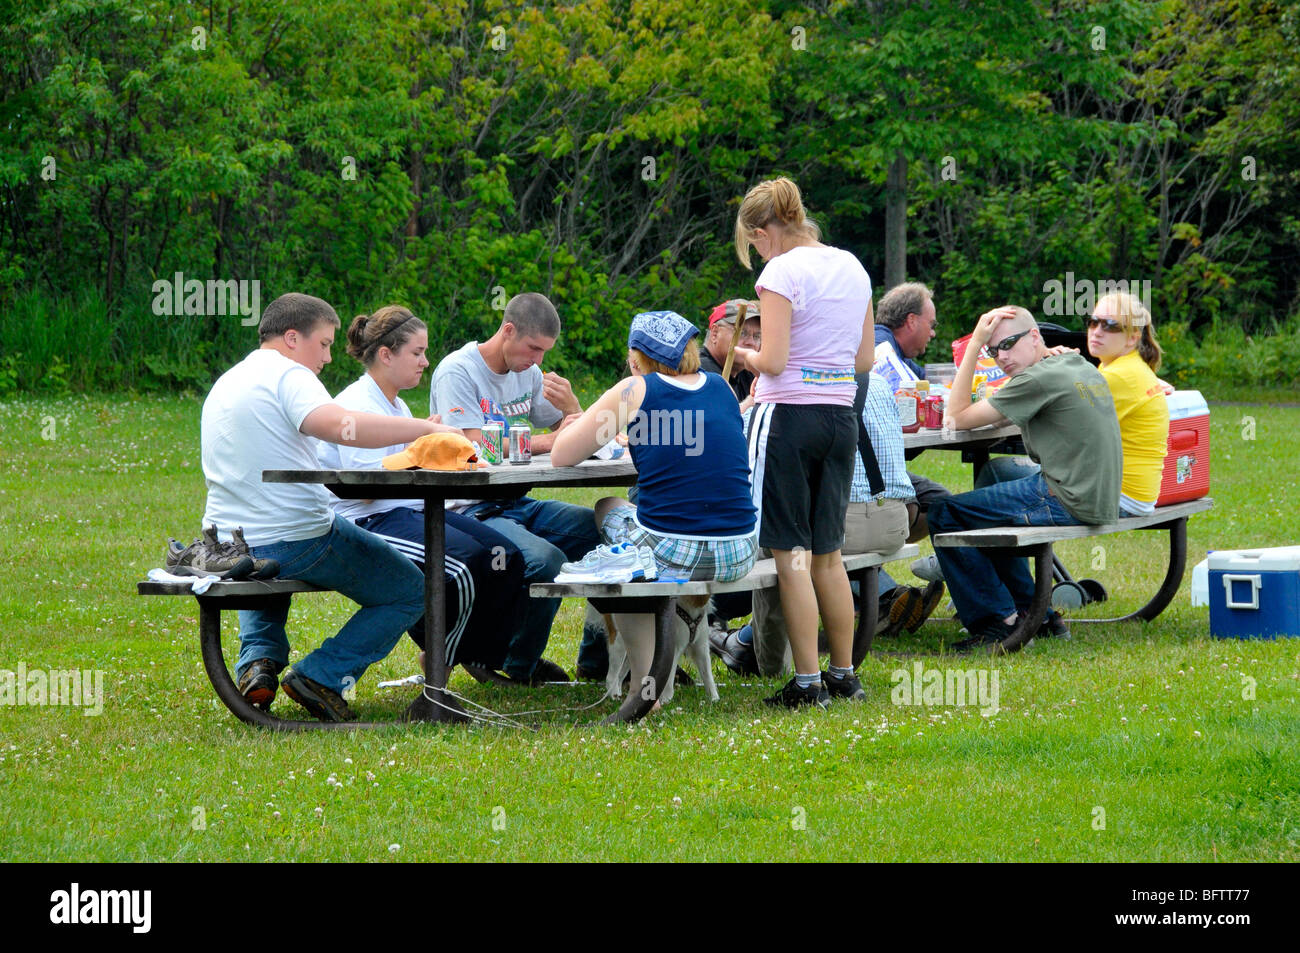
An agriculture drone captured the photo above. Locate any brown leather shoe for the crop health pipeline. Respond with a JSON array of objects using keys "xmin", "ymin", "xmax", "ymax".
[{"xmin": 280, "ymin": 669, "xmax": 357, "ymax": 722}]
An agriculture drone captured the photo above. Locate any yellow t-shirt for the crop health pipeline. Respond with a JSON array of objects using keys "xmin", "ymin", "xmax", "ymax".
[{"xmin": 1100, "ymin": 350, "xmax": 1168, "ymax": 505}]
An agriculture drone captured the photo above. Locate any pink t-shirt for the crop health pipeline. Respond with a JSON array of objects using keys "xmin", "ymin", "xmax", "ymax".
[{"xmin": 754, "ymin": 245, "xmax": 872, "ymax": 406}]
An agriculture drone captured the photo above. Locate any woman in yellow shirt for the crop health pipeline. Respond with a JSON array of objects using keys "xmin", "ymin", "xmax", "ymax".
[{"xmin": 1086, "ymin": 291, "xmax": 1168, "ymax": 516}]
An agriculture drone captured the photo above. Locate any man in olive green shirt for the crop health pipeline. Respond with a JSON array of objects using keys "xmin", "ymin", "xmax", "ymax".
[{"xmin": 929, "ymin": 306, "xmax": 1121, "ymax": 647}]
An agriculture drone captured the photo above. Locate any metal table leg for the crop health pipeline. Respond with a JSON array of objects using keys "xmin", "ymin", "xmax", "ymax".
[
  {"xmin": 1073, "ymin": 519, "xmax": 1190, "ymax": 624},
  {"xmin": 990, "ymin": 544, "xmax": 1054, "ymax": 655},
  {"xmin": 199, "ymin": 600, "xmax": 386, "ymax": 731},
  {"xmin": 851, "ymin": 566, "xmax": 879, "ymax": 667},
  {"xmin": 403, "ymin": 500, "xmax": 470, "ymax": 723}
]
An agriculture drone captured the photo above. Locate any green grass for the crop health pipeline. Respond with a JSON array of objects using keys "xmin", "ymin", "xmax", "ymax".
[{"xmin": 1, "ymin": 393, "xmax": 1297, "ymax": 862}]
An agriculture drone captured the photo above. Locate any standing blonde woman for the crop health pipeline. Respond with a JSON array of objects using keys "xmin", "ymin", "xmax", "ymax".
[{"xmin": 731, "ymin": 177, "xmax": 876, "ymax": 708}]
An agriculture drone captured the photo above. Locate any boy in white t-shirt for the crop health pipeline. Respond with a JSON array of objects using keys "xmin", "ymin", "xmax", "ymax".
[{"xmin": 201, "ymin": 292, "xmax": 452, "ymax": 721}]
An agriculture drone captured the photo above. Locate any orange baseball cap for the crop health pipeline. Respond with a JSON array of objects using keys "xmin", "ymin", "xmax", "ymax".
[{"xmin": 382, "ymin": 433, "xmax": 486, "ymax": 471}]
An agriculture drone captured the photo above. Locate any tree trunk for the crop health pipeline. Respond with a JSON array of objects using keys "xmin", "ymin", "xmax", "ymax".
[
  {"xmin": 406, "ymin": 153, "xmax": 421, "ymax": 240},
  {"xmin": 885, "ymin": 148, "xmax": 907, "ymax": 289}
]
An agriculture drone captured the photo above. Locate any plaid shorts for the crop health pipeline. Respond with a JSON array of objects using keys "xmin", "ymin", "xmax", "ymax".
[{"xmin": 600, "ymin": 504, "xmax": 758, "ymax": 583}]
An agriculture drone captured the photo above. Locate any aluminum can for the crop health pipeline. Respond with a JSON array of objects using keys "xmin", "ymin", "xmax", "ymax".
[
  {"xmin": 481, "ymin": 423, "xmax": 504, "ymax": 465},
  {"xmin": 924, "ymin": 395, "xmax": 945, "ymax": 429},
  {"xmin": 509, "ymin": 424, "xmax": 532, "ymax": 465}
]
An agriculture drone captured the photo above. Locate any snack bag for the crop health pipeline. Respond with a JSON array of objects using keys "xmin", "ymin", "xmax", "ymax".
[{"xmin": 950, "ymin": 334, "xmax": 1009, "ymax": 393}]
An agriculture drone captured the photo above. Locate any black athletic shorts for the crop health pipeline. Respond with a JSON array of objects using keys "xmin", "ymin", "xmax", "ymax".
[{"xmin": 747, "ymin": 402, "xmax": 856, "ymax": 555}]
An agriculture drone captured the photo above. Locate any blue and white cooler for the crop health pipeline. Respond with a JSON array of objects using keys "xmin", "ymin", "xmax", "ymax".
[{"xmin": 1208, "ymin": 546, "xmax": 1300, "ymax": 639}]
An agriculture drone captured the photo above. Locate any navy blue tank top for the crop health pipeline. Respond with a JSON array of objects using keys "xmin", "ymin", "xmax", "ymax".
[{"xmin": 628, "ymin": 373, "xmax": 757, "ymax": 537}]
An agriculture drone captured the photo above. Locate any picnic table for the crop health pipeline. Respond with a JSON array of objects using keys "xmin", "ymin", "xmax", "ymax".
[
  {"xmin": 896, "ymin": 421, "xmax": 1212, "ymax": 651},
  {"xmin": 902, "ymin": 421, "xmax": 1024, "ymax": 480},
  {"xmin": 263, "ymin": 454, "xmax": 638, "ymax": 725}
]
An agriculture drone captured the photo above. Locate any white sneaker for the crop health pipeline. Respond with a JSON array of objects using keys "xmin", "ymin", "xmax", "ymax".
[
  {"xmin": 911, "ymin": 555, "xmax": 945, "ymax": 582},
  {"xmin": 593, "ymin": 547, "xmax": 646, "ymax": 582},
  {"xmin": 561, "ymin": 543, "xmax": 635, "ymax": 575},
  {"xmin": 556, "ymin": 542, "xmax": 645, "ymax": 583},
  {"xmin": 635, "ymin": 545, "xmax": 658, "ymax": 581}
]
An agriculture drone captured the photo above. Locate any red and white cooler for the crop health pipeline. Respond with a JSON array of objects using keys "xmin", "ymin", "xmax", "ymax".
[{"xmin": 1157, "ymin": 389, "xmax": 1209, "ymax": 505}]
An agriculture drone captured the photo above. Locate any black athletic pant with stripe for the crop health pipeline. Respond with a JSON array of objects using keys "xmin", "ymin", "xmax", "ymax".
[{"xmin": 355, "ymin": 507, "xmax": 526, "ymax": 670}]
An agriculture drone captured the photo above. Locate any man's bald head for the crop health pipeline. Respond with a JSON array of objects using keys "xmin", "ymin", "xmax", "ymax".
[
  {"xmin": 988, "ymin": 306, "xmax": 1037, "ymax": 346},
  {"xmin": 988, "ymin": 306, "xmax": 1048, "ymax": 376}
]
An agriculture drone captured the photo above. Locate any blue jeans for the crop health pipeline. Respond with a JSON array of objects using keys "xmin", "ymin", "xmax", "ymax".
[
  {"xmin": 927, "ymin": 473, "xmax": 1078, "ymax": 628},
  {"xmin": 975, "ymin": 455, "xmax": 1040, "ymax": 490},
  {"xmin": 235, "ymin": 516, "xmax": 424, "ymax": 693},
  {"xmin": 463, "ymin": 497, "xmax": 602, "ymax": 679}
]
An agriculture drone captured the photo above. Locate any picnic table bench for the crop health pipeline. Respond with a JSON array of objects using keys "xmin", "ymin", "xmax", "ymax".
[
  {"xmin": 139, "ymin": 544, "xmax": 917, "ymax": 728},
  {"xmin": 532, "ymin": 544, "xmax": 918, "ymax": 723},
  {"xmin": 931, "ymin": 497, "xmax": 1213, "ymax": 653},
  {"xmin": 135, "ymin": 578, "xmax": 354, "ymax": 731}
]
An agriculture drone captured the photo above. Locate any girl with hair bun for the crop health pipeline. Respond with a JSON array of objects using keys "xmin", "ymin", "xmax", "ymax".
[
  {"xmin": 731, "ymin": 176, "xmax": 877, "ymax": 708},
  {"xmin": 318, "ymin": 306, "xmax": 528, "ymax": 676},
  {"xmin": 1086, "ymin": 291, "xmax": 1169, "ymax": 516}
]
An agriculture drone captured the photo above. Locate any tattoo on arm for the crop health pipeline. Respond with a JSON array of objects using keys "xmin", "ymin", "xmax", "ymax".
[{"xmin": 618, "ymin": 381, "xmax": 634, "ymax": 433}]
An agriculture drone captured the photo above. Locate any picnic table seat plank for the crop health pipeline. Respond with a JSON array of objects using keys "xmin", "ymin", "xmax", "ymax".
[
  {"xmin": 533, "ymin": 544, "xmax": 919, "ymax": 690},
  {"xmin": 928, "ymin": 499, "xmax": 1212, "ymax": 548},
  {"xmin": 529, "ymin": 549, "xmax": 918, "ymax": 600},
  {"xmin": 930, "ymin": 498, "xmax": 1213, "ymax": 654}
]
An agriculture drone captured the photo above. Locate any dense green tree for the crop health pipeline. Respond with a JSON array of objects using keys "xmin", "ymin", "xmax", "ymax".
[{"xmin": 0, "ymin": 0, "xmax": 1296, "ymax": 392}]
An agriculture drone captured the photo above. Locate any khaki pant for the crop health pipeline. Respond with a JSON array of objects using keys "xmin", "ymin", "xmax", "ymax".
[{"xmin": 752, "ymin": 498, "xmax": 910, "ymax": 676}]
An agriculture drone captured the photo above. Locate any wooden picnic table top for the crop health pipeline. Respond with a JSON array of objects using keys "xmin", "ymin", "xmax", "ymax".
[
  {"xmin": 902, "ymin": 422, "xmax": 1021, "ymax": 451},
  {"xmin": 264, "ymin": 453, "xmax": 639, "ymax": 497}
]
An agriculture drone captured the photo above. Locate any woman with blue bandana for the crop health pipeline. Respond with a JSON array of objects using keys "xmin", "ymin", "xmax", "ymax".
[{"xmin": 552, "ymin": 310, "xmax": 758, "ymax": 699}]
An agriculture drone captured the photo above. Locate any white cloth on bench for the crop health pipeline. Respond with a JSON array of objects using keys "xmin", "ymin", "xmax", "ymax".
[{"xmin": 147, "ymin": 567, "xmax": 220, "ymax": 594}]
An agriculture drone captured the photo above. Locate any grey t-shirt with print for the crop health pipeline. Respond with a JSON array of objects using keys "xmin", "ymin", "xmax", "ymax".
[
  {"xmin": 988, "ymin": 352, "xmax": 1122, "ymax": 525},
  {"xmin": 429, "ymin": 341, "xmax": 564, "ymax": 432}
]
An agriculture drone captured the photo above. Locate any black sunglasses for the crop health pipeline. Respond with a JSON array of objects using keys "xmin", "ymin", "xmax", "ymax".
[
  {"xmin": 1086, "ymin": 316, "xmax": 1124, "ymax": 333},
  {"xmin": 991, "ymin": 329, "xmax": 1032, "ymax": 352}
]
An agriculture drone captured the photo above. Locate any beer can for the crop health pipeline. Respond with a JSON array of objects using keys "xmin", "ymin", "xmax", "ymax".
[
  {"xmin": 509, "ymin": 424, "xmax": 532, "ymax": 465},
  {"xmin": 481, "ymin": 423, "xmax": 504, "ymax": 465}
]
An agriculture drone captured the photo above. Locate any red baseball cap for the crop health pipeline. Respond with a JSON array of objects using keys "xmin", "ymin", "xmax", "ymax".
[{"xmin": 709, "ymin": 298, "xmax": 757, "ymax": 327}]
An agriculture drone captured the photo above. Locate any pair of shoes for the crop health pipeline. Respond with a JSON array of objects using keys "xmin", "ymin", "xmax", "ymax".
[
  {"xmin": 708, "ymin": 624, "xmax": 759, "ymax": 676},
  {"xmin": 889, "ymin": 580, "xmax": 945, "ymax": 633},
  {"xmin": 220, "ymin": 527, "xmax": 279, "ymax": 579},
  {"xmin": 280, "ymin": 668, "xmax": 357, "ymax": 722},
  {"xmin": 763, "ymin": 677, "xmax": 830, "ymax": 709},
  {"xmin": 911, "ymin": 554, "xmax": 945, "ymax": 582},
  {"xmin": 164, "ymin": 525, "xmax": 279, "ymax": 579},
  {"xmin": 951, "ymin": 617, "xmax": 1016, "ymax": 652},
  {"xmin": 822, "ymin": 669, "xmax": 866, "ymax": 701},
  {"xmin": 236, "ymin": 658, "xmax": 281, "ymax": 710},
  {"xmin": 1038, "ymin": 609, "xmax": 1071, "ymax": 640},
  {"xmin": 557, "ymin": 542, "xmax": 657, "ymax": 582},
  {"xmin": 166, "ymin": 527, "xmax": 254, "ymax": 579}
]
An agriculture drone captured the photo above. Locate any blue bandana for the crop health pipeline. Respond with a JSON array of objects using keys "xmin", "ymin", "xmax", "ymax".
[{"xmin": 628, "ymin": 310, "xmax": 699, "ymax": 368}]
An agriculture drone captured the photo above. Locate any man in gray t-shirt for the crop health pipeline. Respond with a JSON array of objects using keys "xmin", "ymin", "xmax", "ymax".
[
  {"xmin": 927, "ymin": 305, "xmax": 1121, "ymax": 648},
  {"xmin": 428, "ymin": 293, "xmax": 606, "ymax": 683}
]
